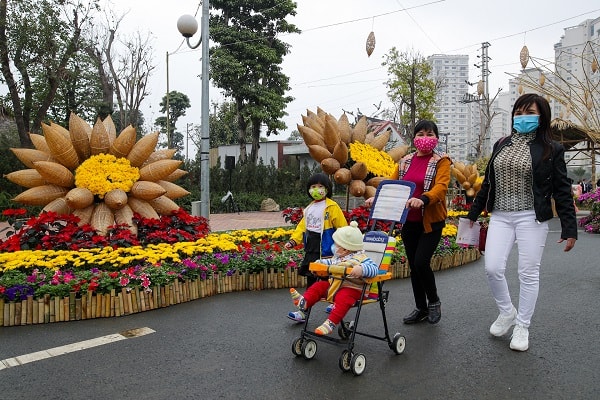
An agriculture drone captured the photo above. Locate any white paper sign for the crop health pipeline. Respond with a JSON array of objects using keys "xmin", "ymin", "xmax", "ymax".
[{"xmin": 456, "ymin": 218, "xmax": 481, "ymax": 246}]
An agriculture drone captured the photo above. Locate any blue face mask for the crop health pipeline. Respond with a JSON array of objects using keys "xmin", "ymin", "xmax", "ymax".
[{"xmin": 513, "ymin": 115, "xmax": 540, "ymax": 134}]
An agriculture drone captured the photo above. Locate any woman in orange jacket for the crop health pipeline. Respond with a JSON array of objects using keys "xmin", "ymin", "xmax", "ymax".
[{"xmin": 366, "ymin": 120, "xmax": 451, "ymax": 324}]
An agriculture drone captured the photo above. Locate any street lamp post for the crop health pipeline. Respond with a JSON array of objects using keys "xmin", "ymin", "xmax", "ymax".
[{"xmin": 177, "ymin": 3, "xmax": 210, "ymax": 220}]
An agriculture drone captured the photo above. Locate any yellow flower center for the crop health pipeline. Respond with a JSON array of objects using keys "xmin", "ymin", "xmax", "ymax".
[
  {"xmin": 74, "ymin": 154, "xmax": 140, "ymax": 198},
  {"xmin": 349, "ymin": 142, "xmax": 397, "ymax": 177}
]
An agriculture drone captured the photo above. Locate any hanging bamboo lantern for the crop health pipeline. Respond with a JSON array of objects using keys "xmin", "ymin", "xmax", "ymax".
[
  {"xmin": 366, "ymin": 31, "xmax": 376, "ymax": 57},
  {"xmin": 592, "ymin": 58, "xmax": 598, "ymax": 73},
  {"xmin": 539, "ymin": 73, "xmax": 546, "ymax": 86},
  {"xmin": 520, "ymin": 45, "xmax": 529, "ymax": 69},
  {"xmin": 518, "ymin": 84, "xmax": 524, "ymax": 94},
  {"xmin": 477, "ymin": 80, "xmax": 484, "ymax": 96}
]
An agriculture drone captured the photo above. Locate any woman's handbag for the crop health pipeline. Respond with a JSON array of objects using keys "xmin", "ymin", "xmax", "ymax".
[{"xmin": 478, "ymin": 222, "xmax": 488, "ymax": 253}]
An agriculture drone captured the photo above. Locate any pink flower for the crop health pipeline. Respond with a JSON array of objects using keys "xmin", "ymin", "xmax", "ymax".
[{"xmin": 119, "ymin": 276, "xmax": 130, "ymax": 287}]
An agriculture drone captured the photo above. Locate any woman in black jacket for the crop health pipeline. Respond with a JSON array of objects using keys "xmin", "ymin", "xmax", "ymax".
[{"xmin": 467, "ymin": 93, "xmax": 577, "ymax": 352}]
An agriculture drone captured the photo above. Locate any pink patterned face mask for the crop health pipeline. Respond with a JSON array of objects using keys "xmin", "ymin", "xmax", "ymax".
[{"xmin": 413, "ymin": 136, "xmax": 438, "ymax": 153}]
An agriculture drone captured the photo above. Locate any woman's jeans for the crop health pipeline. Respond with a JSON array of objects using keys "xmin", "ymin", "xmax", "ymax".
[
  {"xmin": 401, "ymin": 221, "xmax": 442, "ymax": 311},
  {"xmin": 485, "ymin": 210, "xmax": 549, "ymax": 327}
]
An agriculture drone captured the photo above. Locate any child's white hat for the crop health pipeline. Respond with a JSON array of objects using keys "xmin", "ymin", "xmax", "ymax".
[{"xmin": 332, "ymin": 221, "xmax": 363, "ymax": 251}]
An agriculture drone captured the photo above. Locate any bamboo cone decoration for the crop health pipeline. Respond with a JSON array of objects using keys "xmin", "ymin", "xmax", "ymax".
[
  {"xmin": 520, "ymin": 45, "xmax": 529, "ymax": 69},
  {"xmin": 366, "ymin": 31, "xmax": 376, "ymax": 57}
]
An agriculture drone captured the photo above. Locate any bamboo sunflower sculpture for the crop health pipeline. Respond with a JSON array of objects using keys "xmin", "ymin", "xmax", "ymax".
[
  {"xmin": 5, "ymin": 113, "xmax": 190, "ymax": 236},
  {"xmin": 298, "ymin": 107, "xmax": 409, "ymax": 199}
]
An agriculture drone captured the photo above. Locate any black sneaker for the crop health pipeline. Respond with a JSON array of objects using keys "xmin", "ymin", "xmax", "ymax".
[
  {"xmin": 403, "ymin": 309, "xmax": 429, "ymax": 324},
  {"xmin": 427, "ymin": 301, "xmax": 441, "ymax": 324}
]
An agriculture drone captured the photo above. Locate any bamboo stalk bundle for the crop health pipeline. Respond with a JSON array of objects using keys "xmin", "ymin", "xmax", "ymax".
[
  {"xmin": 13, "ymin": 185, "xmax": 69, "ymax": 206},
  {"xmin": 109, "ymin": 125, "xmax": 137, "ymax": 158},
  {"xmin": 41, "ymin": 122, "xmax": 80, "ymax": 169},
  {"xmin": 4, "ymin": 169, "xmax": 47, "ymax": 188},
  {"xmin": 33, "ymin": 160, "xmax": 74, "ymax": 187},
  {"xmin": 68, "ymin": 112, "xmax": 91, "ymax": 161},
  {"xmin": 127, "ymin": 131, "xmax": 160, "ymax": 167}
]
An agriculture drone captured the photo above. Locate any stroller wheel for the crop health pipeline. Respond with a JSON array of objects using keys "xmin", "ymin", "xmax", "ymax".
[
  {"xmin": 391, "ymin": 333, "xmax": 406, "ymax": 354},
  {"xmin": 291, "ymin": 337, "xmax": 304, "ymax": 356},
  {"xmin": 301, "ymin": 339, "xmax": 317, "ymax": 360},
  {"xmin": 338, "ymin": 321, "xmax": 351, "ymax": 340},
  {"xmin": 338, "ymin": 350, "xmax": 352, "ymax": 372},
  {"xmin": 351, "ymin": 353, "xmax": 366, "ymax": 376}
]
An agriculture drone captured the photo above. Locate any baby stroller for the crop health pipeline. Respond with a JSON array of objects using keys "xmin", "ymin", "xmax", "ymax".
[{"xmin": 291, "ymin": 180, "xmax": 415, "ymax": 376}]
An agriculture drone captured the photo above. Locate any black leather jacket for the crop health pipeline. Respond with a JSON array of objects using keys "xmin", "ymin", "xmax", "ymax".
[{"xmin": 467, "ymin": 135, "xmax": 578, "ymax": 240}]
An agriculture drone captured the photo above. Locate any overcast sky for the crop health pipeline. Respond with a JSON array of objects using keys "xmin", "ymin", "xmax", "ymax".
[{"xmin": 29, "ymin": 1, "xmax": 600, "ymax": 145}]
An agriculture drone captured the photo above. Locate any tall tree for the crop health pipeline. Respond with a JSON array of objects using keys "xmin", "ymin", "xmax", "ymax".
[
  {"xmin": 209, "ymin": 100, "xmax": 247, "ymax": 147},
  {"xmin": 382, "ymin": 48, "xmax": 437, "ymax": 143},
  {"xmin": 0, "ymin": 0, "xmax": 98, "ymax": 146},
  {"xmin": 154, "ymin": 90, "xmax": 190, "ymax": 156},
  {"xmin": 209, "ymin": 0, "xmax": 299, "ymax": 163}
]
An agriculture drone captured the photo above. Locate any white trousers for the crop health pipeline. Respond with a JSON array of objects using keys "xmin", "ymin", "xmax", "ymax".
[{"xmin": 484, "ymin": 210, "xmax": 548, "ymax": 327}]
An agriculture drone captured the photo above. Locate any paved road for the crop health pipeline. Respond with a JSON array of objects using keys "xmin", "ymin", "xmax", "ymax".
[{"xmin": 0, "ymin": 218, "xmax": 598, "ymax": 399}]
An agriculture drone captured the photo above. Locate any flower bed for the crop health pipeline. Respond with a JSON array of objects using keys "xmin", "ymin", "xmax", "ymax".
[{"xmin": 0, "ymin": 207, "xmax": 481, "ymax": 327}]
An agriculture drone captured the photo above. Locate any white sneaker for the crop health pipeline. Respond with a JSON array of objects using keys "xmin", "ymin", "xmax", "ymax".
[
  {"xmin": 489, "ymin": 306, "xmax": 517, "ymax": 337},
  {"xmin": 510, "ymin": 323, "xmax": 529, "ymax": 351}
]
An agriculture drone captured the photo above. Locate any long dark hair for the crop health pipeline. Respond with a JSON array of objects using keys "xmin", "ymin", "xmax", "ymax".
[{"xmin": 512, "ymin": 93, "xmax": 553, "ymax": 160}]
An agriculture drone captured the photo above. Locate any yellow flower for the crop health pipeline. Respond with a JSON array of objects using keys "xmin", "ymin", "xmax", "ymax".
[
  {"xmin": 348, "ymin": 142, "xmax": 397, "ymax": 177},
  {"xmin": 74, "ymin": 154, "xmax": 140, "ymax": 198}
]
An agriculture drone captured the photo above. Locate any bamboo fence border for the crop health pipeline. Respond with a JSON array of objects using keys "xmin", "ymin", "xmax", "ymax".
[{"xmin": 0, "ymin": 248, "xmax": 480, "ymax": 327}]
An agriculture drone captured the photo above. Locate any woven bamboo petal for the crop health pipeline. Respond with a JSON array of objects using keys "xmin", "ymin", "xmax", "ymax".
[
  {"xmin": 104, "ymin": 189, "xmax": 128, "ymax": 210},
  {"xmin": 308, "ymin": 144, "xmax": 332, "ymax": 163},
  {"xmin": 148, "ymin": 195, "xmax": 180, "ymax": 215},
  {"xmin": 351, "ymin": 116, "xmax": 368, "ymax": 143},
  {"xmin": 156, "ymin": 180, "xmax": 190, "ymax": 199},
  {"xmin": 350, "ymin": 162, "xmax": 368, "ymax": 180},
  {"xmin": 387, "ymin": 145, "xmax": 409, "ymax": 162},
  {"xmin": 4, "ymin": 169, "xmax": 46, "ymax": 188},
  {"xmin": 349, "ymin": 179, "xmax": 366, "ymax": 197},
  {"xmin": 130, "ymin": 181, "xmax": 167, "ymax": 200},
  {"xmin": 65, "ymin": 187, "xmax": 95, "ymax": 209},
  {"xmin": 332, "ymin": 141, "xmax": 349, "ymax": 165},
  {"xmin": 33, "ymin": 161, "xmax": 74, "ymax": 187},
  {"xmin": 316, "ymin": 107, "xmax": 327, "ymax": 121},
  {"xmin": 73, "ymin": 204, "xmax": 94, "ymax": 226},
  {"xmin": 142, "ymin": 149, "xmax": 177, "ymax": 166},
  {"xmin": 323, "ymin": 114, "xmax": 341, "ymax": 152},
  {"xmin": 297, "ymin": 125, "xmax": 325, "ymax": 147},
  {"xmin": 68, "ymin": 112, "xmax": 91, "ymax": 161},
  {"xmin": 337, "ymin": 113, "xmax": 352, "ymax": 144},
  {"xmin": 29, "ymin": 133, "xmax": 51, "ymax": 153},
  {"xmin": 127, "ymin": 131, "xmax": 160, "ymax": 167},
  {"xmin": 139, "ymin": 159, "xmax": 182, "ymax": 182},
  {"xmin": 109, "ymin": 125, "xmax": 137, "ymax": 158},
  {"xmin": 10, "ymin": 148, "xmax": 59, "ymax": 169},
  {"xmin": 366, "ymin": 31, "xmax": 376, "ymax": 57},
  {"xmin": 13, "ymin": 185, "xmax": 69, "ymax": 206},
  {"xmin": 114, "ymin": 204, "xmax": 137, "ymax": 235},
  {"xmin": 127, "ymin": 197, "xmax": 160, "ymax": 220},
  {"xmin": 364, "ymin": 185, "xmax": 377, "ymax": 199},
  {"xmin": 305, "ymin": 110, "xmax": 325, "ymax": 134},
  {"xmin": 370, "ymin": 130, "xmax": 391, "ymax": 151},
  {"xmin": 41, "ymin": 123, "xmax": 79, "ymax": 169},
  {"xmin": 89, "ymin": 118, "xmax": 111, "ymax": 155},
  {"xmin": 42, "ymin": 197, "xmax": 72, "ymax": 215},
  {"xmin": 163, "ymin": 169, "xmax": 188, "ymax": 182},
  {"xmin": 102, "ymin": 114, "xmax": 117, "ymax": 145},
  {"xmin": 90, "ymin": 202, "xmax": 115, "ymax": 236},
  {"xmin": 50, "ymin": 122, "xmax": 71, "ymax": 139}
]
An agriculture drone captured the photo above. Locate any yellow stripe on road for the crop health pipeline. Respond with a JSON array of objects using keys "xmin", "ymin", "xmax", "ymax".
[{"xmin": 0, "ymin": 327, "xmax": 155, "ymax": 370}]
